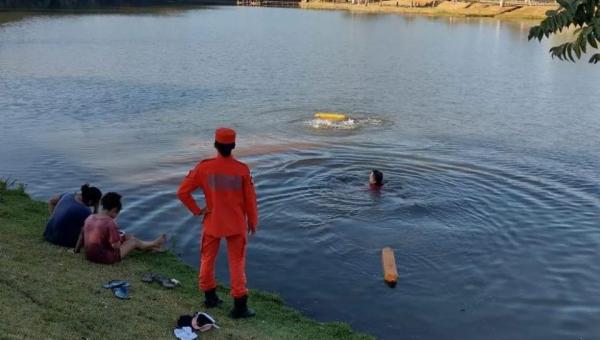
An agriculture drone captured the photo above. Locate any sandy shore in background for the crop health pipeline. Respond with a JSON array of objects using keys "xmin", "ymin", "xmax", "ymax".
[{"xmin": 299, "ymin": 1, "xmax": 557, "ymax": 20}]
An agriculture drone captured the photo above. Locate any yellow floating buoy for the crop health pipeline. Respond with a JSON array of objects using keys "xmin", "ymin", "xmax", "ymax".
[
  {"xmin": 314, "ymin": 112, "xmax": 348, "ymax": 121},
  {"xmin": 382, "ymin": 247, "xmax": 398, "ymax": 287}
]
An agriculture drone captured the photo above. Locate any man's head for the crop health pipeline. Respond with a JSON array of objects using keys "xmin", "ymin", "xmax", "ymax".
[
  {"xmin": 101, "ymin": 192, "xmax": 122, "ymax": 218},
  {"xmin": 214, "ymin": 128, "xmax": 236, "ymax": 157}
]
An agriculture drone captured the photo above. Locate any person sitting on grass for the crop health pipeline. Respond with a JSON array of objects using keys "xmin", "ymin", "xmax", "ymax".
[
  {"xmin": 76, "ymin": 192, "xmax": 166, "ymax": 264},
  {"xmin": 44, "ymin": 184, "xmax": 102, "ymax": 248}
]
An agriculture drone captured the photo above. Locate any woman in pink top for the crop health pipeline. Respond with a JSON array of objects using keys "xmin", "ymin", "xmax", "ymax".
[{"xmin": 78, "ymin": 192, "xmax": 166, "ymax": 264}]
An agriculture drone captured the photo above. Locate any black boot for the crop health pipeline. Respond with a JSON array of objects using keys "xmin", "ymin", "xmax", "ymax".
[
  {"xmin": 229, "ymin": 295, "xmax": 256, "ymax": 319},
  {"xmin": 204, "ymin": 288, "xmax": 223, "ymax": 308}
]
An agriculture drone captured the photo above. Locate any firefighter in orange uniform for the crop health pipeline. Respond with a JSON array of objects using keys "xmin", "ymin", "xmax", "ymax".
[{"xmin": 177, "ymin": 128, "xmax": 258, "ymax": 319}]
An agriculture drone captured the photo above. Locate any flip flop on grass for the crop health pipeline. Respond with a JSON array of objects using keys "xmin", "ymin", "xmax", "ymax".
[
  {"xmin": 103, "ymin": 280, "xmax": 130, "ymax": 289},
  {"xmin": 102, "ymin": 280, "xmax": 131, "ymax": 300},
  {"xmin": 113, "ymin": 285, "xmax": 130, "ymax": 300},
  {"xmin": 154, "ymin": 274, "xmax": 176, "ymax": 289},
  {"xmin": 141, "ymin": 272, "xmax": 178, "ymax": 289},
  {"xmin": 141, "ymin": 272, "xmax": 156, "ymax": 283}
]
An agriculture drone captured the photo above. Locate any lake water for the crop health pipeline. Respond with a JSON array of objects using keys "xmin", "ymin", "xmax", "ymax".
[{"xmin": 1, "ymin": 7, "xmax": 600, "ymax": 339}]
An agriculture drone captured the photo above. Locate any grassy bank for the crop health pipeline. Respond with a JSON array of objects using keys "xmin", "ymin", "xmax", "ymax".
[
  {"xmin": 0, "ymin": 182, "xmax": 371, "ymax": 339},
  {"xmin": 299, "ymin": 0, "xmax": 557, "ymax": 20}
]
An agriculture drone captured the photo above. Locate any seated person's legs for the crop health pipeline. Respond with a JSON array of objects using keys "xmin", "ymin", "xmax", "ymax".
[{"xmin": 119, "ymin": 234, "xmax": 166, "ymax": 259}]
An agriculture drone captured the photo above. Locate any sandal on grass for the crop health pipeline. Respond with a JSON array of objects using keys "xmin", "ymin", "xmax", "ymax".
[
  {"xmin": 141, "ymin": 272, "xmax": 156, "ymax": 283},
  {"xmin": 141, "ymin": 272, "xmax": 178, "ymax": 289},
  {"xmin": 113, "ymin": 285, "xmax": 130, "ymax": 300},
  {"xmin": 103, "ymin": 280, "xmax": 130, "ymax": 289},
  {"xmin": 154, "ymin": 274, "xmax": 176, "ymax": 289}
]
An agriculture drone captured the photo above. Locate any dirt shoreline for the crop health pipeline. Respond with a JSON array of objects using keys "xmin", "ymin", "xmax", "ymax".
[{"xmin": 299, "ymin": 1, "xmax": 557, "ymax": 20}]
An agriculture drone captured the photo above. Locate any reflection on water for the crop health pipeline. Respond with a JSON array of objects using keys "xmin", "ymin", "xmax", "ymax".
[
  {"xmin": 1, "ymin": 7, "xmax": 600, "ymax": 340},
  {"xmin": 0, "ymin": 12, "xmax": 32, "ymax": 25}
]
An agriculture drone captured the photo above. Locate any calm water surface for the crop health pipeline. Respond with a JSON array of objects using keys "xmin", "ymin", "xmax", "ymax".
[{"xmin": 1, "ymin": 7, "xmax": 599, "ymax": 339}]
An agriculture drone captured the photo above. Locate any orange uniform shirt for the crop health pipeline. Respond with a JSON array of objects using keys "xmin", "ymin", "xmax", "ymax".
[{"xmin": 177, "ymin": 154, "xmax": 258, "ymax": 237}]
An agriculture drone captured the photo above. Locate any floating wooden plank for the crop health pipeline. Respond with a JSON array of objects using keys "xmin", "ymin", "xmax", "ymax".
[{"xmin": 382, "ymin": 247, "xmax": 398, "ymax": 287}]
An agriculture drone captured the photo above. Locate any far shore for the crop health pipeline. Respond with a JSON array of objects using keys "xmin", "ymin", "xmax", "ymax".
[
  {"xmin": 299, "ymin": 0, "xmax": 557, "ymax": 20},
  {"xmin": 1, "ymin": 1, "xmax": 557, "ymax": 21}
]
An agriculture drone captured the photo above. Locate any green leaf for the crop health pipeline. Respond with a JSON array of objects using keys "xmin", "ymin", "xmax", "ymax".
[
  {"xmin": 574, "ymin": 43, "xmax": 582, "ymax": 58},
  {"xmin": 589, "ymin": 53, "xmax": 600, "ymax": 63},
  {"xmin": 587, "ymin": 33, "xmax": 598, "ymax": 48},
  {"xmin": 528, "ymin": 27, "xmax": 543, "ymax": 41},
  {"xmin": 531, "ymin": 0, "xmax": 600, "ymax": 64},
  {"xmin": 556, "ymin": 15, "xmax": 563, "ymax": 31},
  {"xmin": 554, "ymin": 43, "xmax": 570, "ymax": 60},
  {"xmin": 586, "ymin": 0, "xmax": 594, "ymax": 15},
  {"xmin": 560, "ymin": 13, "xmax": 568, "ymax": 29},
  {"xmin": 580, "ymin": 37, "xmax": 587, "ymax": 54},
  {"xmin": 562, "ymin": 43, "xmax": 570, "ymax": 60},
  {"xmin": 567, "ymin": 44, "xmax": 576, "ymax": 62},
  {"xmin": 556, "ymin": 0, "xmax": 571, "ymax": 9},
  {"xmin": 550, "ymin": 46, "xmax": 560, "ymax": 59},
  {"xmin": 528, "ymin": 27, "xmax": 535, "ymax": 40},
  {"xmin": 575, "ymin": 31, "xmax": 586, "ymax": 54}
]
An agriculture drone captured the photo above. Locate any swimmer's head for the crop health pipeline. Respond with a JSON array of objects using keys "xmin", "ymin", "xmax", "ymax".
[{"xmin": 370, "ymin": 169, "xmax": 384, "ymax": 187}]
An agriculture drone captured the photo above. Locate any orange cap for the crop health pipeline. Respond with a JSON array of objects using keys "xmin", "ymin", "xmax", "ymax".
[{"xmin": 215, "ymin": 128, "xmax": 236, "ymax": 144}]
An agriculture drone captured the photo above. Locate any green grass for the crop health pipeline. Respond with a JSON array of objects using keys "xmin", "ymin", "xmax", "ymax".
[{"xmin": 0, "ymin": 182, "xmax": 371, "ymax": 339}]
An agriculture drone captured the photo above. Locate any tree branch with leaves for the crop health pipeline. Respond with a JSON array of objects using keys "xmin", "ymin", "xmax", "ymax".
[{"xmin": 528, "ymin": 0, "xmax": 600, "ymax": 63}]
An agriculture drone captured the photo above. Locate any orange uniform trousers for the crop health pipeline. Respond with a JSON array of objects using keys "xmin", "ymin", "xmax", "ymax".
[{"xmin": 200, "ymin": 232, "xmax": 248, "ymax": 298}]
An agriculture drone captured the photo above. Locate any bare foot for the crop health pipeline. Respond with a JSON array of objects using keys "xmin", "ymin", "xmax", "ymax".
[{"xmin": 152, "ymin": 234, "xmax": 167, "ymax": 252}]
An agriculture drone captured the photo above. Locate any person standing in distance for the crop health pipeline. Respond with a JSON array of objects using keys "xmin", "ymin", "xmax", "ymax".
[{"xmin": 177, "ymin": 128, "xmax": 259, "ymax": 319}]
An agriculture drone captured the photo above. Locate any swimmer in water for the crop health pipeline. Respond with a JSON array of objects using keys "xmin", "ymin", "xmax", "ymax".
[{"xmin": 369, "ymin": 169, "xmax": 384, "ymax": 190}]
